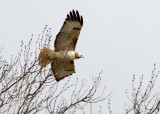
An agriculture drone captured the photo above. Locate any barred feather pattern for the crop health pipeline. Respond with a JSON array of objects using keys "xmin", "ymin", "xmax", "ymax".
[{"xmin": 38, "ymin": 47, "xmax": 55, "ymax": 67}]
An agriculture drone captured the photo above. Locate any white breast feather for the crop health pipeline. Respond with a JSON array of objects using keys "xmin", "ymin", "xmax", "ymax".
[
  {"xmin": 55, "ymin": 51, "xmax": 76, "ymax": 60},
  {"xmin": 67, "ymin": 51, "xmax": 76, "ymax": 60}
]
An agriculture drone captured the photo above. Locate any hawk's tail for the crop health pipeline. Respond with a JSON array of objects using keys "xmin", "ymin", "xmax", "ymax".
[{"xmin": 38, "ymin": 47, "xmax": 55, "ymax": 67}]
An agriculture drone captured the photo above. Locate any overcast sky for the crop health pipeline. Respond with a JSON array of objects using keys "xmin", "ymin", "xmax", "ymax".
[{"xmin": 1, "ymin": 0, "xmax": 160, "ymax": 113}]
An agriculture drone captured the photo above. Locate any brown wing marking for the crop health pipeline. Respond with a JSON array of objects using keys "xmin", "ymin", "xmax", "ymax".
[
  {"xmin": 51, "ymin": 59, "xmax": 75, "ymax": 81},
  {"xmin": 54, "ymin": 10, "xmax": 83, "ymax": 51}
]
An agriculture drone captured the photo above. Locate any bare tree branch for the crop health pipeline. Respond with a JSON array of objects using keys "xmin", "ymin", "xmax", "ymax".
[
  {"xmin": 125, "ymin": 64, "xmax": 160, "ymax": 114},
  {"xmin": 0, "ymin": 26, "xmax": 109, "ymax": 114}
]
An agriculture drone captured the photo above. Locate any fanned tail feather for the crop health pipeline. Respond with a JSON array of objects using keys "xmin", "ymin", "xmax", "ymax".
[{"xmin": 38, "ymin": 47, "xmax": 55, "ymax": 67}]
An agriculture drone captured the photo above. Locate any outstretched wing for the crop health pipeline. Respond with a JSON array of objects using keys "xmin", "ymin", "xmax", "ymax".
[
  {"xmin": 54, "ymin": 10, "xmax": 83, "ymax": 51},
  {"xmin": 51, "ymin": 59, "xmax": 75, "ymax": 81}
]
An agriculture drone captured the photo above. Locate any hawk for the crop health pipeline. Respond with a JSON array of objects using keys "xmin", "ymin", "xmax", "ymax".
[{"xmin": 38, "ymin": 10, "xmax": 83, "ymax": 81}]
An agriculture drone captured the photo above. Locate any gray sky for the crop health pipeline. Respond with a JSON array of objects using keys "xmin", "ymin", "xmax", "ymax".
[{"xmin": 1, "ymin": 0, "xmax": 160, "ymax": 113}]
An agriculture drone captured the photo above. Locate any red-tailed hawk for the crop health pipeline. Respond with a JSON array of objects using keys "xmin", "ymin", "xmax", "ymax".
[{"xmin": 38, "ymin": 10, "xmax": 83, "ymax": 81}]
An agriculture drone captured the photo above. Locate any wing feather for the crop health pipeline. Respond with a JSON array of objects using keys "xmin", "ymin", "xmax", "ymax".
[
  {"xmin": 51, "ymin": 59, "xmax": 75, "ymax": 81},
  {"xmin": 54, "ymin": 10, "xmax": 83, "ymax": 51}
]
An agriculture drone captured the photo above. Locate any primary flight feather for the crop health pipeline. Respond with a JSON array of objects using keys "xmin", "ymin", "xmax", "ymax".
[{"xmin": 38, "ymin": 10, "xmax": 83, "ymax": 81}]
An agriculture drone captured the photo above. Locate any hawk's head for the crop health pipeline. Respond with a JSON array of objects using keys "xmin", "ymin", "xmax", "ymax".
[{"xmin": 75, "ymin": 52, "xmax": 84, "ymax": 59}]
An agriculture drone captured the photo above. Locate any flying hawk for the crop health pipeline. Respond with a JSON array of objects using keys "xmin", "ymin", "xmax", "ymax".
[{"xmin": 38, "ymin": 10, "xmax": 83, "ymax": 81}]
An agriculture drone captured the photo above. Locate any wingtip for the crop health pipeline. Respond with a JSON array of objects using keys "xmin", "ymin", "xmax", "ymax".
[
  {"xmin": 66, "ymin": 10, "xmax": 83, "ymax": 26},
  {"xmin": 80, "ymin": 15, "xmax": 83, "ymax": 26},
  {"xmin": 54, "ymin": 72, "xmax": 75, "ymax": 82},
  {"xmin": 55, "ymin": 78, "xmax": 60, "ymax": 82}
]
